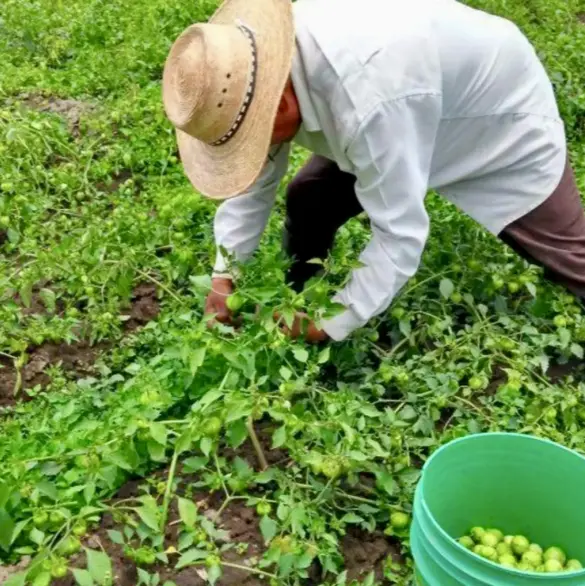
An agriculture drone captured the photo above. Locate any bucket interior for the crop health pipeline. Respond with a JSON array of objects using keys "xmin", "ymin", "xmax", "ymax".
[{"xmin": 421, "ymin": 433, "xmax": 585, "ymax": 564}]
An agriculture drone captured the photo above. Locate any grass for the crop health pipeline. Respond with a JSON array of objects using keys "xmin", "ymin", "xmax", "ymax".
[{"xmin": 1, "ymin": 0, "xmax": 585, "ymax": 584}]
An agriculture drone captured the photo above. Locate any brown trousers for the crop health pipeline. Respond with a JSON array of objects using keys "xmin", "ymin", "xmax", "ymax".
[{"xmin": 283, "ymin": 155, "xmax": 585, "ymax": 297}]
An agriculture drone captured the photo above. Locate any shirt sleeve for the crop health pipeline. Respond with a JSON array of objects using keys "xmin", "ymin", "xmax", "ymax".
[
  {"xmin": 320, "ymin": 93, "xmax": 442, "ymax": 341},
  {"xmin": 213, "ymin": 143, "xmax": 290, "ymax": 276}
]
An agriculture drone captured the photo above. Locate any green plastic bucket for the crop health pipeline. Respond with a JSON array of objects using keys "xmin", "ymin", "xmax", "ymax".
[{"xmin": 410, "ymin": 433, "xmax": 585, "ymax": 585}]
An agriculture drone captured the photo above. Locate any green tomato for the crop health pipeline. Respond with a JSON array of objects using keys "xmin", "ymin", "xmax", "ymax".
[
  {"xmin": 543, "ymin": 546, "xmax": 566, "ymax": 565},
  {"xmin": 256, "ymin": 501, "xmax": 272, "ymax": 516},
  {"xmin": 470, "ymin": 527, "xmax": 486, "ymax": 543},
  {"xmin": 391, "ymin": 307, "xmax": 406, "ymax": 320},
  {"xmin": 389, "ymin": 512, "xmax": 410, "ymax": 530},
  {"xmin": 512, "ymin": 535, "xmax": 530, "ymax": 556},
  {"xmin": 51, "ymin": 559, "xmax": 69, "ymax": 578},
  {"xmin": 499, "ymin": 554, "xmax": 517, "ymax": 567},
  {"xmin": 554, "ymin": 315, "xmax": 568, "ymax": 328},
  {"xmin": 205, "ymin": 554, "xmax": 221, "ymax": 568},
  {"xmin": 72, "ymin": 520, "xmax": 88, "ymax": 537},
  {"xmin": 566, "ymin": 559, "xmax": 583, "ymax": 571},
  {"xmin": 528, "ymin": 543, "xmax": 543, "ymax": 555},
  {"xmin": 486, "ymin": 529, "xmax": 503, "ymax": 543},
  {"xmin": 479, "ymin": 545, "xmax": 498, "ymax": 562},
  {"xmin": 492, "ymin": 276, "xmax": 505, "ymax": 290},
  {"xmin": 59, "ymin": 536, "xmax": 81, "ymax": 556},
  {"xmin": 451, "ymin": 292, "xmax": 463, "ymax": 303},
  {"xmin": 202, "ymin": 416, "xmax": 222, "ymax": 437},
  {"xmin": 496, "ymin": 542, "xmax": 512, "ymax": 556},
  {"xmin": 508, "ymin": 281, "xmax": 520, "ymax": 293},
  {"xmin": 517, "ymin": 561, "xmax": 534, "ymax": 572},
  {"xmin": 522, "ymin": 550, "xmax": 543, "ymax": 567},
  {"xmin": 459, "ymin": 536, "xmax": 475, "ymax": 550},
  {"xmin": 544, "ymin": 559, "xmax": 564, "ymax": 573},
  {"xmin": 468, "ymin": 376, "xmax": 483, "ymax": 390},
  {"xmin": 50, "ymin": 511, "xmax": 65, "ymax": 526},
  {"xmin": 226, "ymin": 293, "xmax": 244, "ymax": 312},
  {"xmin": 33, "ymin": 510, "xmax": 49, "ymax": 527},
  {"xmin": 321, "ymin": 459, "xmax": 342, "ymax": 479},
  {"xmin": 481, "ymin": 532, "xmax": 500, "ymax": 548}
]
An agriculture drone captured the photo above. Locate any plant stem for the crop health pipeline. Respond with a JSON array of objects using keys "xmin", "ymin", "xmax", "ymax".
[
  {"xmin": 136, "ymin": 268, "xmax": 184, "ymax": 305},
  {"xmin": 247, "ymin": 417, "xmax": 268, "ymax": 470},
  {"xmin": 221, "ymin": 561, "xmax": 277, "ymax": 579},
  {"xmin": 160, "ymin": 448, "xmax": 180, "ymax": 532}
]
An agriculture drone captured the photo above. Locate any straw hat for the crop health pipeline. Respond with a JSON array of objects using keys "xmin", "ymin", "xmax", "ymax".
[{"xmin": 162, "ymin": 0, "xmax": 295, "ymax": 199}]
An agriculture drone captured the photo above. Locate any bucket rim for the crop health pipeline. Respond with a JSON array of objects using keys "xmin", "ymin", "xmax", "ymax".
[{"xmin": 417, "ymin": 432, "xmax": 585, "ymax": 578}]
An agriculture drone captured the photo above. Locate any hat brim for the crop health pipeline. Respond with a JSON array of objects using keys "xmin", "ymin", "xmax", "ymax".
[{"xmin": 176, "ymin": 0, "xmax": 294, "ymax": 200}]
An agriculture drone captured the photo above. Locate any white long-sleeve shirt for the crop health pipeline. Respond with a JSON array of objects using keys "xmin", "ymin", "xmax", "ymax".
[{"xmin": 213, "ymin": 0, "xmax": 566, "ymax": 341}]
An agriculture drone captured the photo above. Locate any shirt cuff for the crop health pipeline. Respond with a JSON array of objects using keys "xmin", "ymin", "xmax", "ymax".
[{"xmin": 320, "ymin": 306, "xmax": 366, "ymax": 342}]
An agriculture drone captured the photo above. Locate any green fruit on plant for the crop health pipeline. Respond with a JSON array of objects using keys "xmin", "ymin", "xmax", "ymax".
[
  {"xmin": 33, "ymin": 510, "xmax": 49, "ymax": 527},
  {"xmin": 226, "ymin": 293, "xmax": 244, "ymax": 312},
  {"xmin": 256, "ymin": 501, "xmax": 272, "ymax": 516},
  {"xmin": 202, "ymin": 416, "xmax": 222, "ymax": 437},
  {"xmin": 508, "ymin": 281, "xmax": 520, "ymax": 293},
  {"xmin": 391, "ymin": 307, "xmax": 406, "ymax": 320},
  {"xmin": 321, "ymin": 459, "xmax": 342, "ymax": 479},
  {"xmin": 72, "ymin": 520, "xmax": 88, "ymax": 537},
  {"xmin": 205, "ymin": 554, "xmax": 221, "ymax": 568},
  {"xmin": 51, "ymin": 559, "xmax": 68, "ymax": 578},
  {"xmin": 390, "ymin": 512, "xmax": 410, "ymax": 530},
  {"xmin": 553, "ymin": 315, "xmax": 567, "ymax": 328},
  {"xmin": 50, "ymin": 511, "xmax": 65, "ymax": 526},
  {"xmin": 468, "ymin": 376, "xmax": 483, "ymax": 390},
  {"xmin": 58, "ymin": 536, "xmax": 81, "ymax": 556}
]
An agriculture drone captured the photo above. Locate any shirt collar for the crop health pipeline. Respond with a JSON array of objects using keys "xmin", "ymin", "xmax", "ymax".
[{"xmin": 290, "ymin": 44, "xmax": 321, "ymax": 133}]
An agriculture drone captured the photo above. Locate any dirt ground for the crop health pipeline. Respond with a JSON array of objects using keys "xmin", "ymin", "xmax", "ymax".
[{"xmin": 0, "ymin": 284, "xmax": 160, "ymax": 406}]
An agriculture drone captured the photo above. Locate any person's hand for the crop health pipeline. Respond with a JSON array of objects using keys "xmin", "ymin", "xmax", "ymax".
[
  {"xmin": 275, "ymin": 311, "xmax": 329, "ymax": 344},
  {"xmin": 205, "ymin": 277, "xmax": 236, "ymax": 327}
]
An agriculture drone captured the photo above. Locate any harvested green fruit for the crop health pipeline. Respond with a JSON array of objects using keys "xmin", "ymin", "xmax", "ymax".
[
  {"xmin": 544, "ymin": 559, "xmax": 564, "ymax": 573},
  {"xmin": 470, "ymin": 527, "xmax": 486, "ymax": 542},
  {"xmin": 459, "ymin": 536, "xmax": 475, "ymax": 550},
  {"xmin": 544, "ymin": 546, "xmax": 567, "ymax": 565},
  {"xmin": 512, "ymin": 535, "xmax": 530, "ymax": 556},
  {"xmin": 481, "ymin": 532, "xmax": 500, "ymax": 548},
  {"xmin": 459, "ymin": 528, "xmax": 582, "ymax": 573}
]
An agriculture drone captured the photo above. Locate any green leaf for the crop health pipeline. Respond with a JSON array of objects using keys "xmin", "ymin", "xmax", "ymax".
[
  {"xmin": 342, "ymin": 513, "xmax": 365, "ymax": 524},
  {"xmin": 318, "ymin": 346, "xmax": 330, "ymax": 364},
  {"xmin": 571, "ymin": 343, "xmax": 584, "ymax": 359},
  {"xmin": 4, "ymin": 573, "xmax": 26, "ymax": 586},
  {"xmin": 175, "ymin": 429, "xmax": 192, "ymax": 454},
  {"xmin": 272, "ymin": 426, "xmax": 287, "ymax": 449},
  {"xmin": 188, "ymin": 347, "xmax": 206, "ymax": 376},
  {"xmin": 0, "ymin": 508, "xmax": 14, "ymax": 551},
  {"xmin": 147, "ymin": 439, "xmax": 166, "ymax": 462},
  {"xmin": 439, "ymin": 278, "xmax": 454, "ymax": 299},
  {"xmin": 200, "ymin": 437, "xmax": 213, "ymax": 456},
  {"xmin": 292, "ymin": 347, "xmax": 309, "ymax": 363},
  {"xmin": 86, "ymin": 548, "xmax": 113, "ymax": 585},
  {"xmin": 182, "ymin": 456, "xmax": 208, "ymax": 473},
  {"xmin": 375, "ymin": 470, "xmax": 396, "ymax": 496},
  {"xmin": 72, "ymin": 568, "xmax": 95, "ymax": 586},
  {"xmin": 29, "ymin": 527, "xmax": 45, "ymax": 545},
  {"xmin": 178, "ymin": 497, "xmax": 197, "ymax": 529},
  {"xmin": 207, "ymin": 563, "xmax": 222, "ymax": 585},
  {"xmin": 32, "ymin": 572, "xmax": 52, "ymax": 586},
  {"xmin": 84, "ymin": 481, "xmax": 96, "ymax": 504},
  {"xmin": 39, "ymin": 288, "xmax": 56, "ymax": 313},
  {"xmin": 0, "ymin": 482, "xmax": 10, "ymax": 508},
  {"xmin": 227, "ymin": 419, "xmax": 248, "ymax": 448},
  {"xmin": 107, "ymin": 530, "xmax": 124, "ymax": 545},
  {"xmin": 175, "ymin": 547, "xmax": 208, "ymax": 569},
  {"xmin": 279, "ymin": 366, "xmax": 292, "ymax": 380},
  {"xmin": 259, "ymin": 515, "xmax": 278, "ymax": 543},
  {"xmin": 150, "ymin": 422, "xmax": 168, "ymax": 446},
  {"xmin": 36, "ymin": 479, "xmax": 58, "ymax": 500},
  {"xmin": 135, "ymin": 506, "xmax": 160, "ymax": 531},
  {"xmin": 399, "ymin": 319, "xmax": 411, "ymax": 337}
]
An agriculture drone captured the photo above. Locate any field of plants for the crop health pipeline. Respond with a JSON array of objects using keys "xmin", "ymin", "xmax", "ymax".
[{"xmin": 2, "ymin": 0, "xmax": 585, "ymax": 584}]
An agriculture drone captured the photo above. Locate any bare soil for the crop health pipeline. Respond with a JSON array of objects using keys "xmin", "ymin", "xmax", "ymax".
[
  {"xmin": 0, "ymin": 284, "xmax": 160, "ymax": 407},
  {"xmin": 20, "ymin": 95, "xmax": 96, "ymax": 137}
]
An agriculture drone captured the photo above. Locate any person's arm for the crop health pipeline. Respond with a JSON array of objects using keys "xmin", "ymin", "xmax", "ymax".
[
  {"xmin": 320, "ymin": 93, "xmax": 442, "ymax": 341},
  {"xmin": 212, "ymin": 143, "xmax": 290, "ymax": 277}
]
